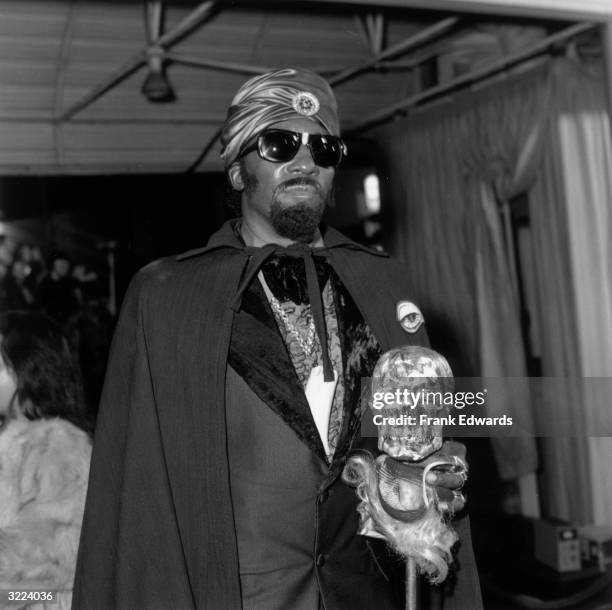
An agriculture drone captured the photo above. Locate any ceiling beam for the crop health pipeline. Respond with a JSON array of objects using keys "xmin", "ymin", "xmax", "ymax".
[
  {"xmin": 346, "ymin": 21, "xmax": 596, "ymax": 134},
  {"xmin": 145, "ymin": 0, "xmax": 163, "ymax": 44},
  {"xmin": 53, "ymin": 0, "xmax": 77, "ymax": 164},
  {"xmin": 154, "ymin": 0, "xmax": 216, "ymax": 47},
  {"xmin": 58, "ymin": 0, "xmax": 217, "ymax": 122},
  {"xmin": 329, "ymin": 16, "xmax": 459, "ymax": 85},
  {"xmin": 57, "ymin": 52, "xmax": 147, "ymax": 123},
  {"xmin": 165, "ymin": 53, "xmax": 272, "ymax": 75},
  {"xmin": 353, "ymin": 14, "xmax": 373, "ymax": 51},
  {"xmin": 305, "ymin": 0, "xmax": 612, "ymax": 22},
  {"xmin": 364, "ymin": 13, "xmax": 385, "ymax": 55}
]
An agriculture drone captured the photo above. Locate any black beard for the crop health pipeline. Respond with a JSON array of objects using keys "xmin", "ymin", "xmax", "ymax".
[
  {"xmin": 270, "ymin": 201, "xmax": 324, "ymax": 243},
  {"xmin": 270, "ymin": 178, "xmax": 330, "ymax": 243}
]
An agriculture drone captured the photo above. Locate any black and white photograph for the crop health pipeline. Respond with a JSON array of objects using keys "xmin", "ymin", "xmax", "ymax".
[{"xmin": 0, "ymin": 1, "xmax": 611, "ymax": 609}]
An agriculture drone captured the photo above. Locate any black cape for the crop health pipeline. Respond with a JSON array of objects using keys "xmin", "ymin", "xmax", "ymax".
[{"xmin": 73, "ymin": 220, "xmax": 481, "ymax": 609}]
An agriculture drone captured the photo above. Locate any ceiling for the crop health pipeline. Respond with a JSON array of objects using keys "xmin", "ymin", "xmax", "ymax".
[{"xmin": 0, "ymin": 0, "xmax": 605, "ymax": 175}]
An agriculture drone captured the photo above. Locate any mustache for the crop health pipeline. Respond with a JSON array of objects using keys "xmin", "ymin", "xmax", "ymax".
[{"xmin": 275, "ymin": 177, "xmax": 323, "ymax": 196}]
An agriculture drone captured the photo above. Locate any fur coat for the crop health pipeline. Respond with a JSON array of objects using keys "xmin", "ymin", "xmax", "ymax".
[{"xmin": 0, "ymin": 417, "xmax": 91, "ymax": 610}]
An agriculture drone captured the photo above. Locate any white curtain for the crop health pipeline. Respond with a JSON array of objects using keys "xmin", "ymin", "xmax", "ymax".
[
  {"xmin": 375, "ymin": 65, "xmax": 549, "ymax": 481},
  {"xmin": 474, "ymin": 182, "xmax": 538, "ymax": 484},
  {"xmin": 375, "ymin": 57, "xmax": 612, "ymax": 522},
  {"xmin": 528, "ymin": 86, "xmax": 594, "ymax": 523},
  {"xmin": 529, "ymin": 58, "xmax": 612, "ymax": 523}
]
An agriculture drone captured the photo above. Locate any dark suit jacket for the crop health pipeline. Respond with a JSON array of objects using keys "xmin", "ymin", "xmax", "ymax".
[{"xmin": 72, "ymin": 221, "xmax": 482, "ymax": 609}]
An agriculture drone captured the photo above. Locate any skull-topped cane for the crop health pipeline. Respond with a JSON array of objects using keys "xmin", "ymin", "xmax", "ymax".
[{"xmin": 342, "ymin": 346, "xmax": 466, "ymax": 610}]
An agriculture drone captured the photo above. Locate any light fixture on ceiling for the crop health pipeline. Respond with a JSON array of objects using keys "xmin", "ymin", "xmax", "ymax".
[{"xmin": 141, "ymin": 46, "xmax": 175, "ymax": 102}]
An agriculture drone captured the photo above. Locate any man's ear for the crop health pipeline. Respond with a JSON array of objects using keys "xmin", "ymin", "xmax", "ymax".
[{"xmin": 228, "ymin": 162, "xmax": 244, "ymax": 191}]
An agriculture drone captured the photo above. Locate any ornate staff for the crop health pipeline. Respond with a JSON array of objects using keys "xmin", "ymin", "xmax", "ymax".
[{"xmin": 342, "ymin": 345, "xmax": 466, "ymax": 610}]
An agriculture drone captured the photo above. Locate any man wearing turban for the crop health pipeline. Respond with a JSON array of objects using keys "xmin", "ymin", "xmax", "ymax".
[{"xmin": 73, "ymin": 68, "xmax": 482, "ymax": 609}]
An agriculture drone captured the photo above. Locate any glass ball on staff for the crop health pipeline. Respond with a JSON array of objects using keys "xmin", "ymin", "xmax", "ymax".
[{"xmin": 371, "ymin": 345, "xmax": 454, "ymax": 461}]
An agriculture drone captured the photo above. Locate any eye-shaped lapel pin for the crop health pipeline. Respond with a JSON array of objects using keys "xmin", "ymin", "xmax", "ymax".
[{"xmin": 396, "ymin": 301, "xmax": 424, "ymax": 334}]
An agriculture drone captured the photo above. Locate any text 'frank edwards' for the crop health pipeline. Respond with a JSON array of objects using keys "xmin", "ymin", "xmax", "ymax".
[{"xmin": 371, "ymin": 413, "xmax": 513, "ymax": 427}]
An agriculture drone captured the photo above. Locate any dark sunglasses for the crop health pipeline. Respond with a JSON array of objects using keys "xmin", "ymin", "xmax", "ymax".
[{"xmin": 240, "ymin": 129, "xmax": 347, "ymax": 168}]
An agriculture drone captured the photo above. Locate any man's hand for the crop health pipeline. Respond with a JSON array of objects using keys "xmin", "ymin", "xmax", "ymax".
[{"xmin": 423, "ymin": 441, "xmax": 468, "ymax": 514}]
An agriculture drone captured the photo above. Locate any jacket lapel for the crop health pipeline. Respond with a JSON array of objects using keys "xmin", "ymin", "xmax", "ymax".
[
  {"xmin": 227, "ymin": 254, "xmax": 385, "ymax": 468},
  {"xmin": 329, "ymin": 273, "xmax": 382, "ymax": 470},
  {"xmin": 228, "ymin": 278, "xmax": 328, "ymax": 462}
]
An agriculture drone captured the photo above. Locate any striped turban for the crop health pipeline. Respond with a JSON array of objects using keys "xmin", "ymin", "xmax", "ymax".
[{"xmin": 220, "ymin": 67, "xmax": 340, "ymax": 168}]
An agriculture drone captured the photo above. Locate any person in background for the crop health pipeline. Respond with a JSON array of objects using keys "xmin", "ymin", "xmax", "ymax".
[
  {"xmin": 71, "ymin": 263, "xmax": 101, "ymax": 307},
  {"xmin": 0, "ymin": 311, "xmax": 92, "ymax": 610},
  {"xmin": 65, "ymin": 262, "xmax": 114, "ymax": 417},
  {"xmin": 14, "ymin": 244, "xmax": 46, "ymax": 297},
  {"xmin": 28, "ymin": 247, "xmax": 47, "ymax": 284},
  {"xmin": 37, "ymin": 253, "xmax": 79, "ymax": 325},
  {"xmin": 3, "ymin": 260, "xmax": 35, "ymax": 311},
  {"xmin": 0, "ymin": 236, "xmax": 18, "ymax": 269}
]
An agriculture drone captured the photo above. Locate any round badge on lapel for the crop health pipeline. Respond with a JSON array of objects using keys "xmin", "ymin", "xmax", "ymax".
[{"xmin": 396, "ymin": 301, "xmax": 424, "ymax": 334}]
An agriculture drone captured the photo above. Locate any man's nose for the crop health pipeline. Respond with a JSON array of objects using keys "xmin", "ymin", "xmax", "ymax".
[{"xmin": 287, "ymin": 144, "xmax": 318, "ymax": 174}]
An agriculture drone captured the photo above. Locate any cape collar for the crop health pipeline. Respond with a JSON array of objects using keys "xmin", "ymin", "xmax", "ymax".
[
  {"xmin": 176, "ymin": 219, "xmax": 388, "ymax": 382},
  {"xmin": 175, "ymin": 219, "xmax": 389, "ymax": 262}
]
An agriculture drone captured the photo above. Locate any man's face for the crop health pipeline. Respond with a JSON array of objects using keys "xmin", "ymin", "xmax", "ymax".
[{"xmin": 231, "ymin": 117, "xmax": 337, "ymax": 244}]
